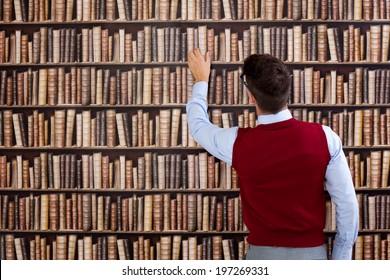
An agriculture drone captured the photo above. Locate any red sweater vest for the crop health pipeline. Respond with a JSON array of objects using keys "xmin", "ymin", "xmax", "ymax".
[{"xmin": 232, "ymin": 118, "xmax": 330, "ymax": 247}]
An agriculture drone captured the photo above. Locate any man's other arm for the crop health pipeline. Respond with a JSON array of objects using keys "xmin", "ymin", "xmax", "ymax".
[{"xmin": 323, "ymin": 126, "xmax": 359, "ymax": 260}]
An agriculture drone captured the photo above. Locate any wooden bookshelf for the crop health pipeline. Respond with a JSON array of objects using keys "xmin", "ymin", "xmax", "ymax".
[{"xmin": 0, "ymin": 0, "xmax": 389, "ymax": 260}]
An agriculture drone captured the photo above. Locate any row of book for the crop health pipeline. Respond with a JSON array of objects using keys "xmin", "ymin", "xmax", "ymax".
[
  {"xmin": 2, "ymin": 108, "xmax": 390, "ymax": 148},
  {"xmin": 2, "ymin": 233, "xmax": 390, "ymax": 260},
  {"xmin": 0, "ymin": 150, "xmax": 388, "ymax": 190},
  {"xmin": 326, "ymin": 194, "xmax": 390, "ymax": 231},
  {"xmin": 0, "ymin": 234, "xmax": 249, "ymax": 260},
  {"xmin": 291, "ymin": 68, "xmax": 390, "ymax": 105},
  {"xmin": 0, "ymin": 109, "xmax": 197, "ymax": 148},
  {"xmin": 2, "ymin": 191, "xmax": 390, "ymax": 233},
  {"xmin": 0, "ymin": 66, "xmax": 389, "ymax": 106},
  {"xmin": 354, "ymin": 234, "xmax": 390, "ymax": 260},
  {"xmin": 1, "ymin": 24, "xmax": 390, "ymax": 64},
  {"xmin": 0, "ymin": 193, "xmax": 246, "ymax": 232},
  {"xmin": 0, "ymin": 152, "xmax": 240, "ymax": 190},
  {"xmin": 345, "ymin": 151, "xmax": 390, "ymax": 189},
  {"xmin": 1, "ymin": 0, "xmax": 390, "ymax": 22},
  {"xmin": 291, "ymin": 108, "xmax": 390, "ymax": 148}
]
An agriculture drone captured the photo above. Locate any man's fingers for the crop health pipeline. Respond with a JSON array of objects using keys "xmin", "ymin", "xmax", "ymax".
[{"xmin": 205, "ymin": 51, "xmax": 211, "ymax": 63}]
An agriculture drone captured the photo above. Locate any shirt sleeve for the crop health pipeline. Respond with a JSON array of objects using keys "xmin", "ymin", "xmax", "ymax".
[
  {"xmin": 322, "ymin": 125, "xmax": 359, "ymax": 260},
  {"xmin": 186, "ymin": 81, "xmax": 238, "ymax": 165}
]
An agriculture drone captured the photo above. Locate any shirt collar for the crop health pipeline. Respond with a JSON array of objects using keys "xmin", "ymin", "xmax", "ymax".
[{"xmin": 257, "ymin": 109, "xmax": 292, "ymax": 125}]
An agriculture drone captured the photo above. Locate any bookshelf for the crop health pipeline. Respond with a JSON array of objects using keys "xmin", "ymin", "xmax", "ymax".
[{"xmin": 0, "ymin": 0, "xmax": 389, "ymax": 260}]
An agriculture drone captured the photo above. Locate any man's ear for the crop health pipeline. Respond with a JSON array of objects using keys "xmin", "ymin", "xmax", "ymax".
[{"xmin": 247, "ymin": 91, "xmax": 256, "ymax": 104}]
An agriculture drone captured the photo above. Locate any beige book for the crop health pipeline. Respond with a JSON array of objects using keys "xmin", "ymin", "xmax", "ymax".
[
  {"xmin": 381, "ymin": 151, "xmax": 390, "ymax": 188},
  {"xmin": 293, "ymin": 25, "xmax": 302, "ymax": 62},
  {"xmin": 327, "ymin": 28, "xmax": 338, "ymax": 62},
  {"xmin": 382, "ymin": 25, "xmax": 390, "ymax": 62},
  {"xmin": 172, "ymin": 235, "xmax": 182, "ymax": 260},
  {"xmin": 199, "ymin": 153, "xmax": 208, "ymax": 189},
  {"xmin": 144, "ymin": 195, "xmax": 153, "ymax": 231},
  {"xmin": 171, "ymin": 109, "xmax": 181, "ymax": 146},
  {"xmin": 40, "ymin": 194, "xmax": 49, "ymax": 230},
  {"xmin": 370, "ymin": 151, "xmax": 381, "ymax": 189},
  {"xmin": 160, "ymin": 236, "xmax": 172, "ymax": 260}
]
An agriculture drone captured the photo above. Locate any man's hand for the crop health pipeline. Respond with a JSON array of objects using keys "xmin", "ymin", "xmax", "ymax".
[{"xmin": 188, "ymin": 49, "xmax": 211, "ymax": 83}]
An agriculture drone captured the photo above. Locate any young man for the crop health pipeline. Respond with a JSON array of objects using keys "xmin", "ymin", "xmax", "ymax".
[{"xmin": 186, "ymin": 49, "xmax": 359, "ymax": 260}]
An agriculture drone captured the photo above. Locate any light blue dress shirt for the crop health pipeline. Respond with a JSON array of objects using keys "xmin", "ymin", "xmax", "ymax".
[{"xmin": 186, "ymin": 81, "xmax": 359, "ymax": 260}]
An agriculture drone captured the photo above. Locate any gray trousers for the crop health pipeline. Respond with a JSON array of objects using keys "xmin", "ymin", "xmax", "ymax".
[{"xmin": 244, "ymin": 244, "xmax": 328, "ymax": 260}]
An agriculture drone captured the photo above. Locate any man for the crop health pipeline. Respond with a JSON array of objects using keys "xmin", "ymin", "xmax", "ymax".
[{"xmin": 186, "ymin": 49, "xmax": 359, "ymax": 260}]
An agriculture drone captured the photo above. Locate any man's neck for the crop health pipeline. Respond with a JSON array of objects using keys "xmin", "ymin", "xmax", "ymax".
[{"xmin": 256, "ymin": 104, "xmax": 288, "ymax": 116}]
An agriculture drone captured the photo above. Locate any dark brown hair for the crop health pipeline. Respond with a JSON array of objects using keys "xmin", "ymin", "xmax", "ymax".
[{"xmin": 243, "ymin": 54, "xmax": 291, "ymax": 114}]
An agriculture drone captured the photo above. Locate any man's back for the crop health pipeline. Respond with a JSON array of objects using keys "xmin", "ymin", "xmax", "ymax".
[{"xmin": 233, "ymin": 118, "xmax": 330, "ymax": 247}]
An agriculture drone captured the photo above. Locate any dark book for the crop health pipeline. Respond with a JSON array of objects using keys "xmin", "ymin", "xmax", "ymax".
[
  {"xmin": 70, "ymin": 28, "xmax": 76, "ymax": 62},
  {"xmin": 223, "ymin": 196, "xmax": 227, "ymax": 231},
  {"xmin": 182, "ymin": 159, "xmax": 188, "ymax": 189},
  {"xmin": 152, "ymin": 153, "xmax": 158, "ymax": 189},
  {"xmin": 377, "ymin": 195, "xmax": 387, "ymax": 229},
  {"xmin": 0, "ymin": 111, "xmax": 3, "ymax": 146},
  {"xmin": 385, "ymin": 70, "xmax": 390, "ymax": 104},
  {"xmin": 102, "ymin": 236, "xmax": 108, "ymax": 260},
  {"xmin": 122, "ymin": 113, "xmax": 131, "ymax": 147},
  {"xmin": 258, "ymin": 26, "xmax": 264, "ymax": 55},
  {"xmin": 20, "ymin": 237, "xmax": 27, "ymax": 260},
  {"xmin": 100, "ymin": 110, "xmax": 106, "ymax": 146},
  {"xmin": 229, "ymin": 0, "xmax": 237, "ymax": 19},
  {"xmin": 209, "ymin": 196, "xmax": 217, "ymax": 231},
  {"xmin": 328, "ymin": 0, "xmax": 332, "ymax": 19},
  {"xmin": 181, "ymin": 33, "xmax": 187, "ymax": 62},
  {"xmin": 363, "ymin": 194, "xmax": 369, "ymax": 229},
  {"xmin": 103, "ymin": 70, "xmax": 110, "ymax": 104},
  {"xmin": 222, "ymin": 69, "xmax": 227, "ymax": 104},
  {"xmin": 271, "ymin": 27, "xmax": 276, "ymax": 57},
  {"xmin": 169, "ymin": 154, "xmax": 176, "ymax": 189},
  {"xmin": 376, "ymin": 196, "xmax": 381, "ymax": 230},
  {"xmin": 20, "ymin": 0, "xmax": 27, "ymax": 22},
  {"xmin": 76, "ymin": 159, "xmax": 82, "ymax": 189},
  {"xmin": 202, "ymin": 237, "xmax": 207, "ymax": 259},
  {"xmin": 117, "ymin": 196, "xmax": 122, "ymax": 231},
  {"xmin": 116, "ymin": 69, "xmax": 121, "ymax": 104},
  {"xmin": 70, "ymin": 154, "xmax": 76, "ymax": 189},
  {"xmin": 2, "ymin": 195, "xmax": 8, "ymax": 229},
  {"xmin": 12, "ymin": 71, "xmax": 17, "ymax": 105},
  {"xmin": 76, "ymin": 33, "xmax": 82, "ymax": 62},
  {"xmin": 0, "ymin": 235, "xmax": 5, "ymax": 260},
  {"xmin": 312, "ymin": 26, "xmax": 318, "ymax": 61},
  {"xmin": 65, "ymin": 154, "xmax": 71, "ymax": 189},
  {"xmin": 307, "ymin": 26, "xmax": 312, "ymax": 61},
  {"xmin": 175, "ymin": 154, "xmax": 181, "ymax": 189},
  {"xmin": 48, "ymin": 153, "xmax": 54, "ymax": 189},
  {"xmin": 123, "ymin": 0, "xmax": 131, "ymax": 20},
  {"xmin": 0, "ymin": 71, "xmax": 7, "ymax": 105},
  {"xmin": 208, "ymin": 69, "xmax": 216, "ymax": 104},
  {"xmin": 47, "ymin": 27, "xmax": 53, "ymax": 63},
  {"xmin": 18, "ymin": 113, "xmax": 27, "ymax": 147},
  {"xmin": 379, "ymin": 70, "xmax": 386, "ymax": 104},
  {"xmin": 175, "ymin": 27, "xmax": 181, "ymax": 62},
  {"xmin": 60, "ymin": 154, "xmax": 65, "ymax": 189},
  {"xmin": 333, "ymin": 28, "xmax": 343, "ymax": 62},
  {"xmin": 100, "ymin": 0, "xmax": 106, "ymax": 20},
  {"xmin": 376, "ymin": 71, "xmax": 380, "ymax": 103},
  {"xmin": 14, "ymin": 195, "xmax": 19, "ymax": 230},
  {"xmin": 123, "ymin": 239, "xmax": 131, "ymax": 260},
  {"xmin": 97, "ymin": 237, "xmax": 103, "ymax": 259},
  {"xmin": 104, "ymin": 196, "xmax": 111, "ymax": 230},
  {"xmin": 363, "ymin": 68, "xmax": 369, "ymax": 104},
  {"xmin": 229, "ymin": 239, "xmax": 236, "ymax": 260}
]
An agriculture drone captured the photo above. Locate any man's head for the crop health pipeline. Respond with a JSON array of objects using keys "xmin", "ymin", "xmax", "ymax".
[{"xmin": 242, "ymin": 54, "xmax": 291, "ymax": 114}]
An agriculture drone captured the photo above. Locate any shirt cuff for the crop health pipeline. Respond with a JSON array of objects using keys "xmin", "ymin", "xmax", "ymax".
[
  {"xmin": 192, "ymin": 81, "xmax": 209, "ymax": 99},
  {"xmin": 332, "ymin": 243, "xmax": 353, "ymax": 260}
]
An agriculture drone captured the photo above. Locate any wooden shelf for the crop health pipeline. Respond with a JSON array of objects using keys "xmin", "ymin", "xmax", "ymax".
[
  {"xmin": 1, "ymin": 104, "xmax": 389, "ymax": 110},
  {"xmin": 0, "ymin": 61, "xmax": 389, "ymax": 67},
  {"xmin": 1, "ymin": 229, "xmax": 389, "ymax": 235},
  {"xmin": 0, "ymin": 188, "xmax": 241, "ymax": 194},
  {"xmin": 0, "ymin": 229, "xmax": 249, "ymax": 235},
  {"xmin": 1, "ymin": 19, "xmax": 389, "ymax": 26},
  {"xmin": 1, "ymin": 146, "xmax": 389, "ymax": 151}
]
